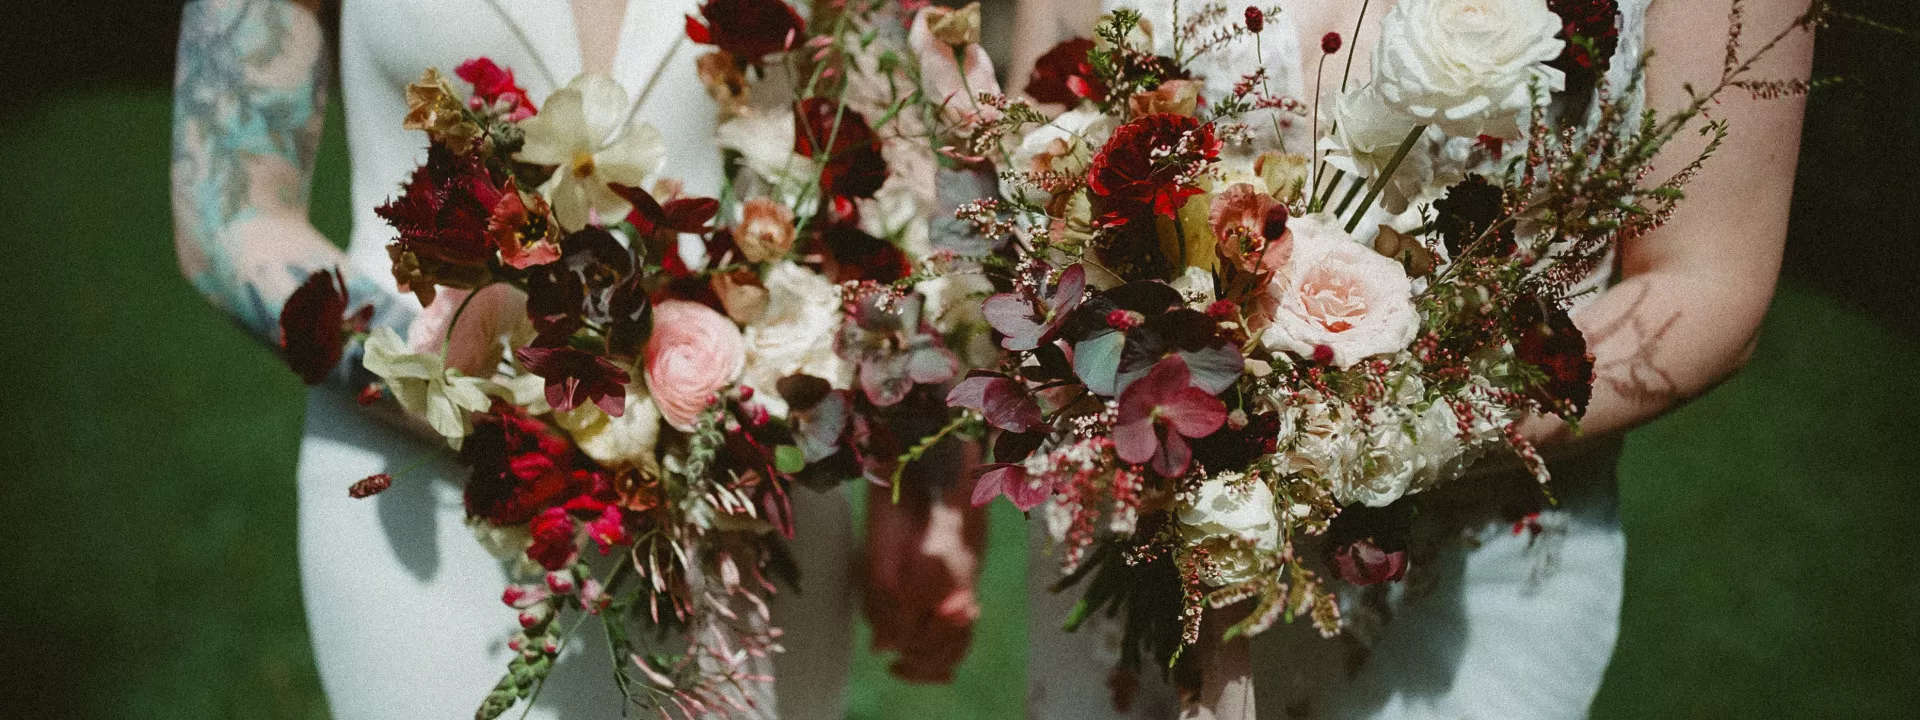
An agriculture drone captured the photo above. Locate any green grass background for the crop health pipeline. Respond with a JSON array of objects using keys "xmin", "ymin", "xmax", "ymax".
[{"xmin": 1, "ymin": 84, "xmax": 1916, "ymax": 718}]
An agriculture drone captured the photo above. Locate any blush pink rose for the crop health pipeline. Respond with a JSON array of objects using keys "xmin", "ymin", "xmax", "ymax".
[
  {"xmin": 1257, "ymin": 214, "xmax": 1418, "ymax": 368},
  {"xmin": 644, "ymin": 300, "xmax": 747, "ymax": 431}
]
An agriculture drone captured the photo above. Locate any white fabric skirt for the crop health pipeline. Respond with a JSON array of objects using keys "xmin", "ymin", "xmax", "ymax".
[{"xmin": 295, "ymin": 389, "xmax": 855, "ymax": 719}]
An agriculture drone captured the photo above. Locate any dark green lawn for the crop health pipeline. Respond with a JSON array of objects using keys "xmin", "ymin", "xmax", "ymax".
[{"xmin": 2, "ymin": 89, "xmax": 1915, "ymax": 719}]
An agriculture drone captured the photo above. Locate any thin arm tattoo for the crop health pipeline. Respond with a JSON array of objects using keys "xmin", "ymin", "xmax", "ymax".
[{"xmin": 172, "ymin": 0, "xmax": 408, "ymax": 387}]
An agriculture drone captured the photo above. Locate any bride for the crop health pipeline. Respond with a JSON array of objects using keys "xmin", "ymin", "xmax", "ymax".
[
  {"xmin": 1004, "ymin": 0, "xmax": 1814, "ymax": 718},
  {"xmin": 170, "ymin": 0, "xmax": 985, "ymax": 716}
]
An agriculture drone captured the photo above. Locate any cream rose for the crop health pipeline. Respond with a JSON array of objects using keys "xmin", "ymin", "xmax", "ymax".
[
  {"xmin": 739, "ymin": 262, "xmax": 850, "ymax": 416},
  {"xmin": 1371, "ymin": 0, "xmax": 1566, "ymax": 140},
  {"xmin": 644, "ymin": 300, "xmax": 747, "ymax": 431},
  {"xmin": 1178, "ymin": 473, "xmax": 1283, "ymax": 586},
  {"xmin": 1318, "ymin": 87, "xmax": 1471, "ymax": 214},
  {"xmin": 556, "ymin": 385, "xmax": 662, "ymax": 471},
  {"xmin": 1259, "ymin": 214, "xmax": 1420, "ymax": 368}
]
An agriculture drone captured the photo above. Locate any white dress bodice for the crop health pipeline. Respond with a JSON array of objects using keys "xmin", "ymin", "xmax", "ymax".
[{"xmin": 300, "ymin": 3, "xmax": 852, "ymax": 718}]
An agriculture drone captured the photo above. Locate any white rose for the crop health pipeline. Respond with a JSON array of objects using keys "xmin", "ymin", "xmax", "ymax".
[
  {"xmin": 1001, "ymin": 108, "xmax": 1117, "ymax": 205},
  {"xmin": 740, "ymin": 262, "xmax": 851, "ymax": 416},
  {"xmin": 1318, "ymin": 88, "xmax": 1473, "ymax": 214},
  {"xmin": 1280, "ymin": 398, "xmax": 1364, "ymax": 483},
  {"xmin": 1259, "ymin": 214, "xmax": 1421, "ymax": 368},
  {"xmin": 1178, "ymin": 472, "xmax": 1283, "ymax": 586},
  {"xmin": 1371, "ymin": 0, "xmax": 1566, "ymax": 140}
]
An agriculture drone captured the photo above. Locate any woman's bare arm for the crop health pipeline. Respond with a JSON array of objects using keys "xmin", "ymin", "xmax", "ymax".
[
  {"xmin": 172, "ymin": 0, "xmax": 409, "ymax": 388},
  {"xmin": 1522, "ymin": 0, "xmax": 1816, "ymax": 449}
]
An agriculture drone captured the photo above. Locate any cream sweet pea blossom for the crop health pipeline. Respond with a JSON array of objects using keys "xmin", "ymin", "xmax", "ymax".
[
  {"xmin": 1371, "ymin": 0, "xmax": 1566, "ymax": 140},
  {"xmin": 516, "ymin": 74, "xmax": 666, "ymax": 230},
  {"xmin": 1001, "ymin": 108, "xmax": 1117, "ymax": 205},
  {"xmin": 363, "ymin": 327, "xmax": 494, "ymax": 449},
  {"xmin": 1259, "ymin": 214, "xmax": 1420, "ymax": 368},
  {"xmin": 740, "ymin": 262, "xmax": 850, "ymax": 416},
  {"xmin": 1178, "ymin": 473, "xmax": 1283, "ymax": 586}
]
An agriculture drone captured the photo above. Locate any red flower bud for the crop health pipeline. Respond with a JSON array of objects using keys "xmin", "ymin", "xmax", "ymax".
[
  {"xmin": 1332, "ymin": 539, "xmax": 1407, "ymax": 586},
  {"xmin": 357, "ymin": 383, "xmax": 384, "ymax": 406},
  {"xmin": 1312, "ymin": 344, "xmax": 1336, "ymax": 365},
  {"xmin": 1205, "ymin": 300, "xmax": 1240, "ymax": 321},
  {"xmin": 544, "ymin": 572, "xmax": 575, "ymax": 595},
  {"xmin": 1106, "ymin": 309, "xmax": 1147, "ymax": 332},
  {"xmin": 1244, "ymin": 6, "xmax": 1265, "ymax": 33},
  {"xmin": 348, "ymin": 474, "xmax": 393, "ymax": 499},
  {"xmin": 1322, "ymin": 32, "xmax": 1343, "ymax": 55}
]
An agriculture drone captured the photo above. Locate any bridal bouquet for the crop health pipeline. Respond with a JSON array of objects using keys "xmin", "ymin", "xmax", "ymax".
[
  {"xmin": 274, "ymin": 0, "xmax": 989, "ymax": 716},
  {"xmin": 945, "ymin": 0, "xmax": 1822, "ymax": 688}
]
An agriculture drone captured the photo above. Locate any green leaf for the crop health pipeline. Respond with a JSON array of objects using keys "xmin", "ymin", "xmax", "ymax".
[{"xmin": 774, "ymin": 444, "xmax": 806, "ymax": 474}]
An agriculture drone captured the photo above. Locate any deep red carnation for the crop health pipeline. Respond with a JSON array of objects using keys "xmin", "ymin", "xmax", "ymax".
[
  {"xmin": 375, "ymin": 145, "xmax": 505, "ymax": 267},
  {"xmin": 685, "ymin": 0, "xmax": 806, "ymax": 63},
  {"xmin": 1087, "ymin": 113, "xmax": 1221, "ymax": 226},
  {"xmin": 455, "ymin": 57, "xmax": 536, "ymax": 119},
  {"xmin": 793, "ymin": 98, "xmax": 888, "ymax": 200},
  {"xmin": 462, "ymin": 401, "xmax": 583, "ymax": 526},
  {"xmin": 514, "ymin": 344, "xmax": 632, "ymax": 417},
  {"xmin": 526, "ymin": 507, "xmax": 578, "ymax": 571},
  {"xmin": 1024, "ymin": 38, "xmax": 1103, "ymax": 105},
  {"xmin": 280, "ymin": 269, "xmax": 356, "ymax": 385}
]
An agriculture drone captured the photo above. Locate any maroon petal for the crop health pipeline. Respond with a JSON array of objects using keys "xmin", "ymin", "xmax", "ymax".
[
  {"xmin": 1112, "ymin": 416, "xmax": 1159, "ymax": 466},
  {"xmin": 1152, "ymin": 427, "xmax": 1192, "ymax": 478},
  {"xmin": 1160, "ymin": 387, "xmax": 1228, "ymax": 439}
]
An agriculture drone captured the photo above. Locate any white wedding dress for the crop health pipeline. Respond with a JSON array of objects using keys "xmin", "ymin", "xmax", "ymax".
[
  {"xmin": 1024, "ymin": 2, "xmax": 1652, "ymax": 719},
  {"xmin": 297, "ymin": 2, "xmax": 853, "ymax": 717}
]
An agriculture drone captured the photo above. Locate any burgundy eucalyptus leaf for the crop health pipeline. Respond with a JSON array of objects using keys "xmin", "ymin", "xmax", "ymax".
[
  {"xmin": 984, "ymin": 264, "xmax": 1086, "ymax": 352},
  {"xmin": 972, "ymin": 463, "xmax": 1049, "ymax": 511},
  {"xmin": 947, "ymin": 376, "xmax": 1044, "ymax": 433}
]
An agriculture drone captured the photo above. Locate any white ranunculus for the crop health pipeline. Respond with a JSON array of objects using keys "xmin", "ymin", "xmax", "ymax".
[
  {"xmin": 739, "ymin": 262, "xmax": 850, "ymax": 416},
  {"xmin": 1178, "ymin": 472, "xmax": 1283, "ymax": 586},
  {"xmin": 1371, "ymin": 0, "xmax": 1566, "ymax": 140},
  {"xmin": 556, "ymin": 386, "xmax": 662, "ymax": 470},
  {"xmin": 1001, "ymin": 108, "xmax": 1117, "ymax": 205},
  {"xmin": 1259, "ymin": 214, "xmax": 1421, "ymax": 368},
  {"xmin": 1319, "ymin": 87, "xmax": 1473, "ymax": 214},
  {"xmin": 363, "ymin": 327, "xmax": 493, "ymax": 449},
  {"xmin": 1280, "ymin": 398, "xmax": 1365, "ymax": 483},
  {"xmin": 516, "ymin": 74, "xmax": 666, "ymax": 230}
]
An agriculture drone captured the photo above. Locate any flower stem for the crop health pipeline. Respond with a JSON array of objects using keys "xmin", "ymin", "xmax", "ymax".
[{"xmin": 1345, "ymin": 124, "xmax": 1425, "ymax": 233}]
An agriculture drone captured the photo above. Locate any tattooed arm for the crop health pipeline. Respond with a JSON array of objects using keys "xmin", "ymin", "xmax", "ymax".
[
  {"xmin": 172, "ymin": 0, "xmax": 411, "ymax": 391},
  {"xmin": 1520, "ymin": 0, "xmax": 1816, "ymax": 451}
]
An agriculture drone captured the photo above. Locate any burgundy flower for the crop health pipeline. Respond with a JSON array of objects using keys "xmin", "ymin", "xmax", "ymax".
[
  {"xmin": 1244, "ymin": 7, "xmax": 1265, "ymax": 33},
  {"xmin": 527, "ymin": 507, "xmax": 579, "ymax": 571},
  {"xmin": 1112, "ymin": 355, "xmax": 1228, "ymax": 477},
  {"xmin": 461, "ymin": 401, "xmax": 582, "ymax": 525},
  {"xmin": 1024, "ymin": 38, "xmax": 1103, "ymax": 105},
  {"xmin": 515, "ymin": 344, "xmax": 632, "ymax": 417},
  {"xmin": 822, "ymin": 226, "xmax": 911, "ymax": 284},
  {"xmin": 1332, "ymin": 539, "xmax": 1408, "ymax": 586},
  {"xmin": 970, "ymin": 463, "xmax": 1051, "ymax": 511},
  {"xmin": 1087, "ymin": 114, "xmax": 1221, "ymax": 227},
  {"xmin": 1433, "ymin": 175, "xmax": 1515, "ymax": 259},
  {"xmin": 611, "ymin": 183, "xmax": 719, "ymax": 236},
  {"xmin": 1514, "ymin": 299, "xmax": 1594, "ymax": 420},
  {"xmin": 280, "ymin": 268, "xmax": 364, "ymax": 385},
  {"xmin": 455, "ymin": 57, "xmax": 536, "ymax": 119},
  {"xmin": 376, "ymin": 145, "xmax": 505, "ymax": 268},
  {"xmin": 946, "ymin": 373, "xmax": 1045, "ymax": 433},
  {"xmin": 794, "ymin": 98, "xmax": 889, "ymax": 201},
  {"xmin": 685, "ymin": 0, "xmax": 807, "ymax": 63},
  {"xmin": 583, "ymin": 505, "xmax": 628, "ymax": 553},
  {"xmin": 347, "ymin": 473, "xmax": 393, "ymax": 499},
  {"xmin": 1547, "ymin": 0, "xmax": 1620, "ymax": 75},
  {"xmin": 487, "ymin": 185, "xmax": 562, "ymax": 270},
  {"xmin": 1321, "ymin": 32, "xmax": 1343, "ymax": 55},
  {"xmin": 981, "ymin": 264, "xmax": 1086, "ymax": 352}
]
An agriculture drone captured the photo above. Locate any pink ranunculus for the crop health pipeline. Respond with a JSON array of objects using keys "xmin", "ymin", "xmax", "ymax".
[
  {"xmin": 407, "ymin": 283, "xmax": 529, "ymax": 377},
  {"xmin": 908, "ymin": 5, "xmax": 1002, "ymax": 128},
  {"xmin": 1257, "ymin": 214, "xmax": 1419, "ymax": 368},
  {"xmin": 1208, "ymin": 183, "xmax": 1293, "ymax": 274},
  {"xmin": 644, "ymin": 300, "xmax": 747, "ymax": 431}
]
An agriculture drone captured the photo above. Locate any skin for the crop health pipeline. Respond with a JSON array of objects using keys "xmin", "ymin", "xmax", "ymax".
[
  {"xmin": 1007, "ymin": 0, "xmax": 1815, "ymax": 716},
  {"xmin": 173, "ymin": 0, "xmax": 985, "ymax": 684}
]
